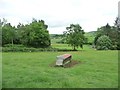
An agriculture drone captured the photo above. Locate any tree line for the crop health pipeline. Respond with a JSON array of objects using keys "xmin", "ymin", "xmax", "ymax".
[
  {"xmin": 0, "ymin": 18, "xmax": 51, "ymax": 48},
  {"xmin": 93, "ymin": 17, "xmax": 120, "ymax": 50},
  {"xmin": 0, "ymin": 17, "xmax": 120, "ymax": 50},
  {"xmin": 61, "ymin": 17, "xmax": 120, "ymax": 50}
]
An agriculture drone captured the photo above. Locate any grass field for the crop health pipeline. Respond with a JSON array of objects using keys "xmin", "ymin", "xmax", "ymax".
[
  {"xmin": 52, "ymin": 44, "xmax": 93, "ymax": 50},
  {"xmin": 2, "ymin": 48, "xmax": 118, "ymax": 88},
  {"xmin": 84, "ymin": 32, "xmax": 96, "ymax": 44},
  {"xmin": 51, "ymin": 38, "xmax": 62, "ymax": 44}
]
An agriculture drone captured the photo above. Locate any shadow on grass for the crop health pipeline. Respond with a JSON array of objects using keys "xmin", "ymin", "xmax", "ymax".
[{"xmin": 49, "ymin": 60, "xmax": 81, "ymax": 68}]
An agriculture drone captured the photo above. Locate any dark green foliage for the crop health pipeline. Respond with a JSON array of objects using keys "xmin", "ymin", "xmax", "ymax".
[
  {"xmin": 115, "ymin": 17, "xmax": 120, "ymax": 49},
  {"xmin": 1, "ymin": 18, "xmax": 51, "ymax": 48},
  {"xmin": 96, "ymin": 35, "xmax": 112, "ymax": 50},
  {"xmin": 2, "ymin": 44, "xmax": 78, "ymax": 52},
  {"xmin": 2, "ymin": 44, "xmax": 54, "ymax": 52},
  {"xmin": 117, "ymin": 28, "xmax": 120, "ymax": 50},
  {"xmin": 0, "ymin": 19, "xmax": 2, "ymax": 46},
  {"xmin": 94, "ymin": 23, "xmax": 120, "ymax": 50},
  {"xmin": 19, "ymin": 19, "xmax": 51, "ymax": 48},
  {"xmin": 64, "ymin": 24, "xmax": 85, "ymax": 50},
  {"xmin": 2, "ymin": 23, "xmax": 16, "ymax": 46}
]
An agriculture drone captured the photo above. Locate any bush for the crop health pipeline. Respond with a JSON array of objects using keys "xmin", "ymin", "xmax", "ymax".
[
  {"xmin": 2, "ymin": 44, "xmax": 78, "ymax": 52},
  {"xmin": 4, "ymin": 44, "xmax": 25, "ymax": 47},
  {"xmin": 96, "ymin": 35, "xmax": 112, "ymax": 50}
]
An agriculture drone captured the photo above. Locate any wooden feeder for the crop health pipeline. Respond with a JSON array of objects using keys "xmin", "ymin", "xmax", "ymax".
[{"xmin": 56, "ymin": 54, "xmax": 72, "ymax": 67}]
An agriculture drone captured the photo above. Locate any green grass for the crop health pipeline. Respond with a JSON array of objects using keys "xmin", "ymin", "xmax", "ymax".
[
  {"xmin": 50, "ymin": 32, "xmax": 96, "ymax": 44},
  {"xmin": 52, "ymin": 44, "xmax": 93, "ymax": 50},
  {"xmin": 84, "ymin": 32, "xmax": 96, "ymax": 44},
  {"xmin": 51, "ymin": 38, "xmax": 62, "ymax": 44},
  {"xmin": 2, "ymin": 50, "xmax": 118, "ymax": 88}
]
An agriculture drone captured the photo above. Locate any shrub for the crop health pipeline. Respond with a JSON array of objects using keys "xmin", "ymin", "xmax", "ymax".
[
  {"xmin": 2, "ymin": 44, "xmax": 79, "ymax": 52},
  {"xmin": 4, "ymin": 44, "xmax": 25, "ymax": 47},
  {"xmin": 96, "ymin": 35, "xmax": 112, "ymax": 50}
]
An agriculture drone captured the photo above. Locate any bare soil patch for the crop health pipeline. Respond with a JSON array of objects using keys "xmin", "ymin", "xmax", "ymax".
[{"xmin": 49, "ymin": 60, "xmax": 80, "ymax": 68}]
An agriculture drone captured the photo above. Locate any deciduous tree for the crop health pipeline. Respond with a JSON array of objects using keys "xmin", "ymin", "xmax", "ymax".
[{"xmin": 64, "ymin": 24, "xmax": 85, "ymax": 50}]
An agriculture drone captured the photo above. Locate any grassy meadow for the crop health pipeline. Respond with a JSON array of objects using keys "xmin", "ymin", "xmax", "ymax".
[
  {"xmin": 52, "ymin": 44, "xmax": 93, "ymax": 50},
  {"xmin": 2, "ymin": 34, "xmax": 118, "ymax": 88},
  {"xmin": 2, "ymin": 44, "xmax": 118, "ymax": 88}
]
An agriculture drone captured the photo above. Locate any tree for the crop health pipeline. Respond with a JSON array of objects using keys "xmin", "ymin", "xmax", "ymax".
[
  {"xmin": 64, "ymin": 24, "xmax": 85, "ymax": 50},
  {"xmin": 2, "ymin": 23, "xmax": 16, "ymax": 46},
  {"xmin": 94, "ymin": 23, "xmax": 119, "ymax": 50},
  {"xmin": 115, "ymin": 17, "xmax": 120, "ymax": 49},
  {"xmin": 0, "ymin": 19, "xmax": 2, "ymax": 46},
  {"xmin": 1, "ymin": 18, "xmax": 51, "ymax": 48},
  {"xmin": 96, "ymin": 35, "xmax": 112, "ymax": 50},
  {"xmin": 20, "ymin": 19, "xmax": 51, "ymax": 48},
  {"xmin": 0, "ymin": 18, "xmax": 7, "ymax": 46}
]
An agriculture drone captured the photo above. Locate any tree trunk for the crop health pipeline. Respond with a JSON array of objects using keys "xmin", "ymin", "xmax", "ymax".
[
  {"xmin": 11, "ymin": 38, "xmax": 13, "ymax": 46},
  {"xmin": 73, "ymin": 46, "xmax": 76, "ymax": 51}
]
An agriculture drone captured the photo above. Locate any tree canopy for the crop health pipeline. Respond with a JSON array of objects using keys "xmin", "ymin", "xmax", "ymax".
[
  {"xmin": 94, "ymin": 22, "xmax": 120, "ymax": 50},
  {"xmin": 1, "ymin": 18, "xmax": 51, "ymax": 48},
  {"xmin": 96, "ymin": 35, "xmax": 112, "ymax": 50},
  {"xmin": 64, "ymin": 24, "xmax": 85, "ymax": 50}
]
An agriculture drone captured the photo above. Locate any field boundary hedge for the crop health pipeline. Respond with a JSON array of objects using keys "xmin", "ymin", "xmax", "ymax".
[{"xmin": 1, "ymin": 44, "xmax": 78, "ymax": 52}]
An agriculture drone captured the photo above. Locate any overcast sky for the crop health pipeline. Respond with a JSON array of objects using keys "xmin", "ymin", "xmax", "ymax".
[{"xmin": 0, "ymin": 0, "xmax": 119, "ymax": 34}]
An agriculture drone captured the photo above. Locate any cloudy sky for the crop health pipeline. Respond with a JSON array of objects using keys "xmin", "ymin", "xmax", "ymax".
[{"xmin": 0, "ymin": 0, "xmax": 119, "ymax": 34}]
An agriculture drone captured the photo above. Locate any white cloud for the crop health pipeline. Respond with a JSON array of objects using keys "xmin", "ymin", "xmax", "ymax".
[
  {"xmin": 0, "ymin": 0, "xmax": 119, "ymax": 34},
  {"xmin": 49, "ymin": 27, "xmax": 67, "ymax": 34}
]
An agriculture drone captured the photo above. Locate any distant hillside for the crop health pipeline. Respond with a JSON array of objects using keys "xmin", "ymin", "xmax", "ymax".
[
  {"xmin": 50, "ymin": 34, "xmax": 63, "ymax": 38},
  {"xmin": 50, "ymin": 31, "xmax": 97, "ymax": 44},
  {"xmin": 50, "ymin": 34, "xmax": 63, "ymax": 44},
  {"xmin": 86, "ymin": 31, "xmax": 97, "ymax": 35},
  {"xmin": 50, "ymin": 31, "xmax": 96, "ymax": 36},
  {"xmin": 84, "ymin": 31, "xmax": 97, "ymax": 44}
]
